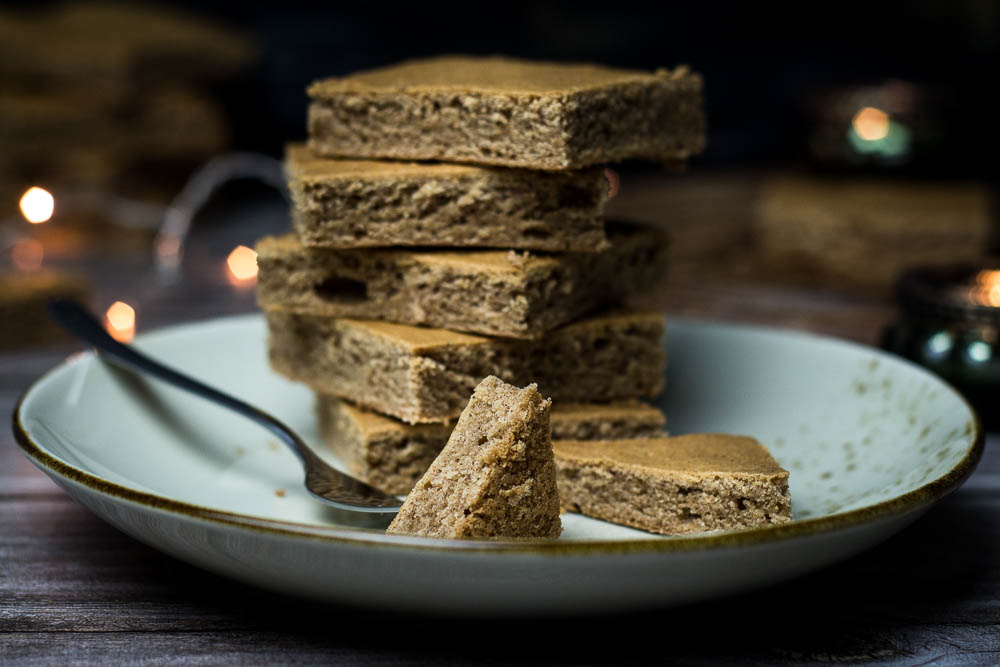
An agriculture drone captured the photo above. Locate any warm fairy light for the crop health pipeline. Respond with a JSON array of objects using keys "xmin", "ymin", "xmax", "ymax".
[
  {"xmin": 105, "ymin": 301, "xmax": 136, "ymax": 343},
  {"xmin": 10, "ymin": 238, "xmax": 43, "ymax": 271},
  {"xmin": 851, "ymin": 106, "xmax": 890, "ymax": 141},
  {"xmin": 19, "ymin": 187, "xmax": 55, "ymax": 224},
  {"xmin": 226, "ymin": 245, "xmax": 258, "ymax": 285},
  {"xmin": 971, "ymin": 270, "xmax": 1000, "ymax": 307}
]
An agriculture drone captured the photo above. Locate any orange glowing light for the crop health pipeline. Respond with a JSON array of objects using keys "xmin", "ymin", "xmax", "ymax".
[
  {"xmin": 852, "ymin": 106, "xmax": 890, "ymax": 141},
  {"xmin": 10, "ymin": 238, "xmax": 44, "ymax": 272},
  {"xmin": 972, "ymin": 270, "xmax": 1000, "ymax": 307},
  {"xmin": 19, "ymin": 186, "xmax": 55, "ymax": 224},
  {"xmin": 105, "ymin": 301, "xmax": 136, "ymax": 343},
  {"xmin": 226, "ymin": 245, "xmax": 258, "ymax": 285}
]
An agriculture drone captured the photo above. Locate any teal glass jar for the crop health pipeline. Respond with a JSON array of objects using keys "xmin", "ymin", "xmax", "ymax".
[{"xmin": 884, "ymin": 265, "xmax": 1000, "ymax": 427}]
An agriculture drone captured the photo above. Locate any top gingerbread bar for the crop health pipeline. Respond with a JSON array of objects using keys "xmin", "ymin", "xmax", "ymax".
[{"xmin": 307, "ymin": 56, "xmax": 705, "ymax": 171}]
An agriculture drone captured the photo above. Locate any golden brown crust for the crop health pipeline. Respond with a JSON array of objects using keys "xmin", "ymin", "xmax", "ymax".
[
  {"xmin": 286, "ymin": 143, "xmax": 484, "ymax": 179},
  {"xmin": 350, "ymin": 310, "xmax": 664, "ymax": 353},
  {"xmin": 309, "ymin": 56, "xmax": 694, "ymax": 97},
  {"xmin": 553, "ymin": 434, "xmax": 787, "ymax": 476}
]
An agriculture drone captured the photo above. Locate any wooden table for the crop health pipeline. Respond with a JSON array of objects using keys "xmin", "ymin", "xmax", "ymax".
[{"xmin": 3, "ymin": 184, "xmax": 998, "ymax": 663}]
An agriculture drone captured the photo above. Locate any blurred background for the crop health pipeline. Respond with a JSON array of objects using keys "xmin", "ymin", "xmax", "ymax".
[
  {"xmin": 5, "ymin": 2, "xmax": 996, "ymax": 168},
  {"xmin": 1, "ymin": 0, "xmax": 998, "ymax": 412}
]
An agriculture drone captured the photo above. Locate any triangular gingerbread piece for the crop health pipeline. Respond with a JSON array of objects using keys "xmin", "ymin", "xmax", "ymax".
[{"xmin": 386, "ymin": 376, "xmax": 561, "ymax": 539}]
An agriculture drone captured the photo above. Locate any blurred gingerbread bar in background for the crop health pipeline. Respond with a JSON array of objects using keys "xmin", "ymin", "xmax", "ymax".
[
  {"xmin": 0, "ymin": 2, "xmax": 253, "ymax": 212},
  {"xmin": 755, "ymin": 176, "xmax": 994, "ymax": 291},
  {"xmin": 0, "ymin": 2, "xmax": 254, "ymax": 350}
]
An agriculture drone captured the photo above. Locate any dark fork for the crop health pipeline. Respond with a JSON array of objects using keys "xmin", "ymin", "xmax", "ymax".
[{"xmin": 48, "ymin": 299, "xmax": 401, "ymax": 516}]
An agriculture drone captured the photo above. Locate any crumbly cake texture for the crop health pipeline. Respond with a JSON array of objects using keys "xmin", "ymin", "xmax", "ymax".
[
  {"xmin": 267, "ymin": 309, "xmax": 665, "ymax": 424},
  {"xmin": 317, "ymin": 394, "xmax": 667, "ymax": 494},
  {"xmin": 385, "ymin": 376, "xmax": 561, "ymax": 539},
  {"xmin": 256, "ymin": 222, "xmax": 666, "ymax": 338},
  {"xmin": 307, "ymin": 56, "xmax": 705, "ymax": 171},
  {"xmin": 284, "ymin": 144, "xmax": 608, "ymax": 251},
  {"xmin": 554, "ymin": 435, "xmax": 792, "ymax": 535}
]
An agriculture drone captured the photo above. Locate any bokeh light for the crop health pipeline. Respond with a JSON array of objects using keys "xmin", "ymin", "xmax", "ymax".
[
  {"xmin": 226, "ymin": 245, "xmax": 258, "ymax": 285},
  {"xmin": 19, "ymin": 187, "xmax": 55, "ymax": 224},
  {"xmin": 105, "ymin": 301, "xmax": 136, "ymax": 343},
  {"xmin": 852, "ymin": 106, "xmax": 890, "ymax": 141}
]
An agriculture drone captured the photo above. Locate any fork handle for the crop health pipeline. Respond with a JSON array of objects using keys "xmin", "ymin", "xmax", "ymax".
[{"xmin": 47, "ymin": 298, "xmax": 312, "ymax": 464}]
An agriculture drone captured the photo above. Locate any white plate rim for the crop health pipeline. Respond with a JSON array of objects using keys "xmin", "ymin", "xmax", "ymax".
[{"xmin": 12, "ymin": 314, "xmax": 985, "ymax": 555}]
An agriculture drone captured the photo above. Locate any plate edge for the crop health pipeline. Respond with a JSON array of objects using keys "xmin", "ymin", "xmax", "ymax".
[{"xmin": 11, "ymin": 385, "xmax": 985, "ymax": 556}]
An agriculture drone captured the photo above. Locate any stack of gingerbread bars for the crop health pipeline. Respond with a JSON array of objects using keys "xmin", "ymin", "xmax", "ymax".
[{"xmin": 256, "ymin": 56, "xmax": 706, "ymax": 494}]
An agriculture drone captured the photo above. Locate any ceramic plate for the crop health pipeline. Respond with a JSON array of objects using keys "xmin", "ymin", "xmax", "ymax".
[{"xmin": 14, "ymin": 315, "xmax": 983, "ymax": 614}]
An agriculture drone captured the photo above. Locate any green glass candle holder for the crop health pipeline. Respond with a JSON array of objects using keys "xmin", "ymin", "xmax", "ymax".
[{"xmin": 884, "ymin": 265, "xmax": 1000, "ymax": 428}]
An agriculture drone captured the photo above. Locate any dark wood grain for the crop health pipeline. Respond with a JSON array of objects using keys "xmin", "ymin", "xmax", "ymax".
[
  {"xmin": 2, "ymin": 470, "xmax": 998, "ymax": 663},
  {"xmin": 3, "ymin": 183, "xmax": 999, "ymax": 665}
]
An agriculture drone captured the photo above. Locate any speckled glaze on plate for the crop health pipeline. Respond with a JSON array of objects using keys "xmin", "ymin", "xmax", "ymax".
[{"xmin": 13, "ymin": 315, "xmax": 982, "ymax": 614}]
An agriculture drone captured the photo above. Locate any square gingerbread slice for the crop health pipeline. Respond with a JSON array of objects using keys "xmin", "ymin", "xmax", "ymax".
[
  {"xmin": 554, "ymin": 435, "xmax": 792, "ymax": 535},
  {"xmin": 267, "ymin": 309, "xmax": 665, "ymax": 424},
  {"xmin": 285, "ymin": 144, "xmax": 609, "ymax": 251},
  {"xmin": 307, "ymin": 56, "xmax": 705, "ymax": 171},
  {"xmin": 317, "ymin": 394, "xmax": 667, "ymax": 494},
  {"xmin": 256, "ymin": 222, "xmax": 666, "ymax": 339},
  {"xmin": 385, "ymin": 376, "xmax": 561, "ymax": 539}
]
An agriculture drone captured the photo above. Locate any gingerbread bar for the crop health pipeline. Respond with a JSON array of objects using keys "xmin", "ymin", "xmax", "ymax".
[
  {"xmin": 307, "ymin": 56, "xmax": 705, "ymax": 170},
  {"xmin": 554, "ymin": 435, "xmax": 792, "ymax": 535},
  {"xmin": 317, "ymin": 394, "xmax": 666, "ymax": 494},
  {"xmin": 256, "ymin": 222, "xmax": 666, "ymax": 338},
  {"xmin": 285, "ymin": 144, "xmax": 609, "ymax": 251},
  {"xmin": 267, "ymin": 309, "xmax": 665, "ymax": 423}
]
